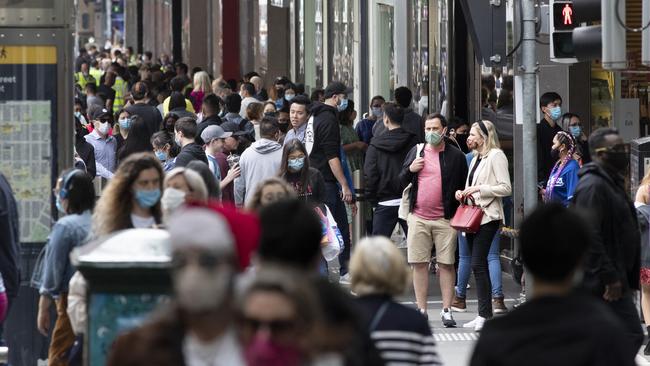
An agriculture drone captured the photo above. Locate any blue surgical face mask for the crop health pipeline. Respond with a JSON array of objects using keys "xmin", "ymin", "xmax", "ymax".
[
  {"xmin": 284, "ymin": 93, "xmax": 295, "ymax": 102},
  {"xmin": 118, "ymin": 117, "xmax": 131, "ymax": 130},
  {"xmin": 337, "ymin": 97, "xmax": 349, "ymax": 112},
  {"xmin": 56, "ymin": 195, "xmax": 65, "ymax": 213},
  {"xmin": 174, "ymin": 132, "xmax": 182, "ymax": 146},
  {"xmin": 155, "ymin": 150, "xmax": 168, "ymax": 162},
  {"xmin": 569, "ymin": 126, "xmax": 581, "ymax": 138},
  {"xmin": 135, "ymin": 188, "xmax": 161, "ymax": 208},
  {"xmin": 371, "ymin": 107, "xmax": 383, "ymax": 119},
  {"xmin": 549, "ymin": 106, "xmax": 562, "ymax": 120},
  {"xmin": 288, "ymin": 157, "xmax": 305, "ymax": 172}
]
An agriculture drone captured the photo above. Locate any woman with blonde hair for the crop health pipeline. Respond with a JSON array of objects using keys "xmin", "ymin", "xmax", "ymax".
[
  {"xmin": 92, "ymin": 152, "xmax": 164, "ymax": 238},
  {"xmin": 351, "ymin": 236, "xmax": 441, "ymax": 366},
  {"xmin": 454, "ymin": 119, "xmax": 511, "ymax": 331},
  {"xmin": 160, "ymin": 167, "xmax": 209, "ymax": 219},
  {"xmin": 190, "ymin": 71, "xmax": 212, "ymax": 113},
  {"xmin": 246, "ymin": 177, "xmax": 295, "ymax": 212}
]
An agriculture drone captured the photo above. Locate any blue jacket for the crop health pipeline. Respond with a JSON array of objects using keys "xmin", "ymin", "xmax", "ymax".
[
  {"xmin": 39, "ymin": 210, "xmax": 92, "ymax": 298},
  {"xmin": 546, "ymin": 159, "xmax": 579, "ymax": 206}
]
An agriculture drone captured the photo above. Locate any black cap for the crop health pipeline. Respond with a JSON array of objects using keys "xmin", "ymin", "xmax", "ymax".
[
  {"xmin": 324, "ymin": 81, "xmax": 351, "ymax": 99},
  {"xmin": 221, "ymin": 121, "xmax": 248, "ymax": 136},
  {"xmin": 89, "ymin": 107, "xmax": 112, "ymax": 122}
]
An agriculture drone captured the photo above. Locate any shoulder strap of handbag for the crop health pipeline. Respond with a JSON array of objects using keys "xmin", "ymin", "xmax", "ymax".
[
  {"xmin": 305, "ymin": 116, "xmax": 315, "ymax": 156},
  {"xmin": 368, "ymin": 301, "xmax": 391, "ymax": 332},
  {"xmin": 416, "ymin": 143, "xmax": 425, "ymax": 157}
]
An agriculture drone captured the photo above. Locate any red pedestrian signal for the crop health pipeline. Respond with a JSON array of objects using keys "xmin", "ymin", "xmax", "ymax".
[{"xmin": 553, "ymin": 2, "xmax": 577, "ymax": 31}]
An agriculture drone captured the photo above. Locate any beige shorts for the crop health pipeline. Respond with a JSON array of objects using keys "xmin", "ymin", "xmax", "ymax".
[{"xmin": 407, "ymin": 214, "xmax": 457, "ymax": 264}]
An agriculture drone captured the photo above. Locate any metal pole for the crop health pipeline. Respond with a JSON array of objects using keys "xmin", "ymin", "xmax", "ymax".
[{"xmin": 521, "ymin": 0, "xmax": 538, "ymax": 298}]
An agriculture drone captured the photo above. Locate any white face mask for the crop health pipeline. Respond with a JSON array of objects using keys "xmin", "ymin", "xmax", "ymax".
[
  {"xmin": 161, "ymin": 187, "xmax": 187, "ymax": 213},
  {"xmin": 173, "ymin": 263, "xmax": 232, "ymax": 313},
  {"xmin": 98, "ymin": 121, "xmax": 110, "ymax": 135}
]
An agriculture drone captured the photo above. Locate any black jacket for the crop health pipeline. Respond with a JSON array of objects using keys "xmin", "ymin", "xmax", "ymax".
[
  {"xmin": 364, "ymin": 128, "xmax": 419, "ymax": 203},
  {"xmin": 174, "ymin": 143, "xmax": 208, "ymax": 167},
  {"xmin": 309, "ymin": 103, "xmax": 341, "ymax": 183},
  {"xmin": 399, "ymin": 139, "xmax": 468, "ymax": 220},
  {"xmin": 372, "ymin": 108, "xmax": 425, "ymax": 143},
  {"xmin": 0, "ymin": 173, "xmax": 20, "ymax": 299},
  {"xmin": 284, "ymin": 167, "xmax": 326, "ymax": 206},
  {"xmin": 572, "ymin": 162, "xmax": 640, "ymax": 293},
  {"xmin": 75, "ymin": 136, "xmax": 97, "ymax": 178},
  {"xmin": 470, "ymin": 293, "xmax": 635, "ymax": 366},
  {"xmin": 126, "ymin": 102, "xmax": 163, "ymax": 141},
  {"xmin": 195, "ymin": 114, "xmax": 223, "ymax": 145}
]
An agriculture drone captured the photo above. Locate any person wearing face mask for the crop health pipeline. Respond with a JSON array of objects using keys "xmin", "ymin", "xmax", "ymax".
[
  {"xmin": 276, "ymin": 104, "xmax": 291, "ymax": 141},
  {"xmin": 234, "ymin": 117, "xmax": 284, "ymax": 207},
  {"xmin": 107, "ymin": 206, "xmax": 248, "ymax": 366},
  {"xmin": 573, "ymin": 127, "xmax": 644, "ymax": 357},
  {"xmin": 308, "ymin": 81, "xmax": 354, "ymax": 279},
  {"xmin": 239, "ymin": 269, "xmax": 318, "ymax": 366},
  {"xmin": 161, "ymin": 167, "xmax": 209, "ymax": 221},
  {"xmin": 84, "ymin": 107, "xmax": 117, "ymax": 179},
  {"xmin": 372, "ymin": 87, "xmax": 425, "ymax": 143},
  {"xmin": 447, "ymin": 118, "xmax": 471, "ymax": 153},
  {"xmin": 91, "ymin": 152, "xmax": 164, "ymax": 238},
  {"xmin": 542, "ymin": 131, "xmax": 579, "ymax": 207},
  {"xmin": 279, "ymin": 140, "xmax": 325, "ymax": 206},
  {"xmin": 537, "ymin": 92, "xmax": 564, "ymax": 185},
  {"xmin": 560, "ymin": 112, "xmax": 591, "ymax": 166},
  {"xmin": 117, "ymin": 114, "xmax": 154, "ymax": 166},
  {"xmin": 400, "ymin": 114, "xmax": 468, "ymax": 327},
  {"xmin": 34, "ymin": 170, "xmax": 94, "ymax": 366},
  {"xmin": 355, "ymin": 96, "xmax": 385, "ymax": 145},
  {"xmin": 364, "ymin": 102, "xmax": 418, "ymax": 238},
  {"xmin": 151, "ymin": 131, "xmax": 177, "ymax": 172}
]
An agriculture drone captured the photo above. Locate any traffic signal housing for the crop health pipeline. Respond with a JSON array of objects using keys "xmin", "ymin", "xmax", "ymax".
[{"xmin": 550, "ymin": 0, "xmax": 578, "ymax": 63}]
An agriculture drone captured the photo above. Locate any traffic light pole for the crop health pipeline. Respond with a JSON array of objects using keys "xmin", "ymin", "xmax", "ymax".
[{"xmin": 521, "ymin": 0, "xmax": 538, "ymax": 297}]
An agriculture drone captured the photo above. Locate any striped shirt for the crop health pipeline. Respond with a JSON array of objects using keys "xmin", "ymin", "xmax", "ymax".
[{"xmin": 356, "ymin": 295, "xmax": 442, "ymax": 366}]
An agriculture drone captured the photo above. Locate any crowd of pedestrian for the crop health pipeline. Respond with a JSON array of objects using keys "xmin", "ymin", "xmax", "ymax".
[{"xmin": 0, "ymin": 45, "xmax": 647, "ymax": 366}]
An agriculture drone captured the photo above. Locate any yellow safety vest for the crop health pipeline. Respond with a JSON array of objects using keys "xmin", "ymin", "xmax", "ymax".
[
  {"xmin": 89, "ymin": 68, "xmax": 103, "ymax": 86},
  {"xmin": 112, "ymin": 77, "xmax": 128, "ymax": 113},
  {"xmin": 74, "ymin": 72, "xmax": 95, "ymax": 89}
]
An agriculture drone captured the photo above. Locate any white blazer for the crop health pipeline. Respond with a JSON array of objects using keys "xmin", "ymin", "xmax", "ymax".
[{"xmin": 466, "ymin": 148, "xmax": 512, "ymax": 225}]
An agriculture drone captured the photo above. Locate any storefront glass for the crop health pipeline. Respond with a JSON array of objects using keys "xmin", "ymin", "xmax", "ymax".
[
  {"xmin": 409, "ymin": 0, "xmax": 429, "ymax": 113},
  {"xmin": 376, "ymin": 4, "xmax": 395, "ymax": 100},
  {"xmin": 328, "ymin": 0, "xmax": 354, "ymax": 91}
]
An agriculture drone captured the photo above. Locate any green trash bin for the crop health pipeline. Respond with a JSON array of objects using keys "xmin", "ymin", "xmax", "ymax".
[{"xmin": 73, "ymin": 228, "xmax": 172, "ymax": 366}]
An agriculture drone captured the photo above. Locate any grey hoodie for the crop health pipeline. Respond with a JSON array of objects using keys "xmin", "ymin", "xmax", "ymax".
[{"xmin": 234, "ymin": 138, "xmax": 283, "ymax": 206}]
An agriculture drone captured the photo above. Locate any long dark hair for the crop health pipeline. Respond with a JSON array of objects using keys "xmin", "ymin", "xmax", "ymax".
[
  {"xmin": 279, "ymin": 139, "xmax": 310, "ymax": 195},
  {"xmin": 118, "ymin": 115, "xmax": 153, "ymax": 163}
]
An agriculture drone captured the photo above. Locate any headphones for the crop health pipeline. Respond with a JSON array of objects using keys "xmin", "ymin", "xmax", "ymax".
[{"xmin": 59, "ymin": 169, "xmax": 84, "ymax": 200}]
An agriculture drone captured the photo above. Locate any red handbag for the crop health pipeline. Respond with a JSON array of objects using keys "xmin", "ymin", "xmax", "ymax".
[{"xmin": 450, "ymin": 195, "xmax": 484, "ymax": 234}]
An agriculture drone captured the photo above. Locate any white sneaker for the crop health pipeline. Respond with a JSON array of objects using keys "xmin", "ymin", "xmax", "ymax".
[
  {"xmin": 339, "ymin": 273, "xmax": 351, "ymax": 285},
  {"xmin": 463, "ymin": 316, "xmax": 486, "ymax": 332},
  {"xmin": 440, "ymin": 308, "xmax": 456, "ymax": 328}
]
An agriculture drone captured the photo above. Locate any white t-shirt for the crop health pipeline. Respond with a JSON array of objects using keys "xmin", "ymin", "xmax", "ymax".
[
  {"xmin": 183, "ymin": 327, "xmax": 245, "ymax": 366},
  {"xmin": 130, "ymin": 213, "xmax": 156, "ymax": 229}
]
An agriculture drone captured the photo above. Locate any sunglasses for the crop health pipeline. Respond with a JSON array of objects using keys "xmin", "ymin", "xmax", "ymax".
[{"xmin": 241, "ymin": 316, "xmax": 296, "ymax": 336}]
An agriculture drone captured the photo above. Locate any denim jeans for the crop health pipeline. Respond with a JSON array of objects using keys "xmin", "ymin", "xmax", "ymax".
[
  {"xmin": 456, "ymin": 229, "xmax": 503, "ymax": 298},
  {"xmin": 323, "ymin": 182, "xmax": 351, "ymax": 275},
  {"xmin": 465, "ymin": 221, "xmax": 500, "ymax": 318},
  {"xmin": 372, "ymin": 205, "xmax": 408, "ymax": 238}
]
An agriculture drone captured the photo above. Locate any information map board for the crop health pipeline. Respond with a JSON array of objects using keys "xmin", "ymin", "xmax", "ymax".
[{"xmin": 0, "ymin": 45, "xmax": 57, "ymax": 243}]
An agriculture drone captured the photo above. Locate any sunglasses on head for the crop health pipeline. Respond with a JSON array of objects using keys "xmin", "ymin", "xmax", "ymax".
[{"xmin": 594, "ymin": 144, "xmax": 629, "ymax": 154}]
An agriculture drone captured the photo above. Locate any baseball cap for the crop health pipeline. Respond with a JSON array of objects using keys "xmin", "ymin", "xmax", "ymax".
[
  {"xmin": 221, "ymin": 121, "xmax": 249, "ymax": 136},
  {"xmin": 324, "ymin": 81, "xmax": 352, "ymax": 99},
  {"xmin": 200, "ymin": 125, "xmax": 232, "ymax": 143},
  {"xmin": 89, "ymin": 107, "xmax": 112, "ymax": 122}
]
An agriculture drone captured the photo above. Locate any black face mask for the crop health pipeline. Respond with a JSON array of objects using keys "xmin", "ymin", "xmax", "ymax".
[
  {"xmin": 604, "ymin": 151, "xmax": 629, "ymax": 172},
  {"xmin": 264, "ymin": 111, "xmax": 277, "ymax": 118},
  {"xmin": 550, "ymin": 148, "xmax": 560, "ymax": 161},
  {"xmin": 278, "ymin": 123, "xmax": 289, "ymax": 133}
]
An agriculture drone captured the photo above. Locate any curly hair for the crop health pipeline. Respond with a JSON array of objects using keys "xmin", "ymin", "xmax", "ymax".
[{"xmin": 92, "ymin": 152, "xmax": 163, "ymax": 237}]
